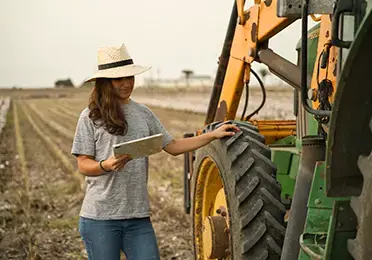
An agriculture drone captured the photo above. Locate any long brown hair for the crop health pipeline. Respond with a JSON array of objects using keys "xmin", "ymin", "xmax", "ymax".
[{"xmin": 88, "ymin": 78, "xmax": 128, "ymax": 135}]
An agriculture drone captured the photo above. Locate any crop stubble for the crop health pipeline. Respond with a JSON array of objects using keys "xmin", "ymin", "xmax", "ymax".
[
  {"xmin": 0, "ymin": 86, "xmax": 295, "ymax": 259},
  {"xmin": 1, "ymin": 96, "xmax": 205, "ymax": 260}
]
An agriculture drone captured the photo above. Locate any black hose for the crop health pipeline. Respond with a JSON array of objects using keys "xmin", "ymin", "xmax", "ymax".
[
  {"xmin": 300, "ymin": 0, "xmax": 331, "ymax": 117},
  {"xmin": 245, "ymin": 68, "xmax": 266, "ymax": 120}
]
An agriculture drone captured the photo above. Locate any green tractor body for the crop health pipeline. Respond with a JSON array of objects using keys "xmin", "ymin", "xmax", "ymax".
[{"xmin": 184, "ymin": 1, "xmax": 372, "ymax": 259}]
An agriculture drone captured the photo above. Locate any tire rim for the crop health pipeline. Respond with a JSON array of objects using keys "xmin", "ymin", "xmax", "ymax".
[{"xmin": 193, "ymin": 157, "xmax": 231, "ymax": 259}]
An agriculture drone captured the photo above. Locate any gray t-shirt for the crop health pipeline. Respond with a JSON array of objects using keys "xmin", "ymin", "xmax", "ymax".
[{"xmin": 71, "ymin": 99, "xmax": 173, "ymax": 220}]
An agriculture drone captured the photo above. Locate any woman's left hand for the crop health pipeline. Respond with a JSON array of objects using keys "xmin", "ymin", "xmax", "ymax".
[{"xmin": 211, "ymin": 124, "xmax": 241, "ymax": 139}]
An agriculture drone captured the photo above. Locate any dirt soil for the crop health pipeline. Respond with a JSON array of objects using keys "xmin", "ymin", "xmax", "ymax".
[
  {"xmin": 0, "ymin": 96, "xmax": 204, "ymax": 260},
  {"xmin": 131, "ymin": 86, "xmax": 295, "ymax": 120},
  {"xmin": 0, "ymin": 86, "xmax": 294, "ymax": 259},
  {"xmin": 0, "ymin": 104, "xmax": 86, "ymax": 260}
]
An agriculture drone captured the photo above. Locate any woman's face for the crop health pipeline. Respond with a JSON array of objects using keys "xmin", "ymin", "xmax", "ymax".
[{"xmin": 111, "ymin": 76, "xmax": 135, "ymax": 101}]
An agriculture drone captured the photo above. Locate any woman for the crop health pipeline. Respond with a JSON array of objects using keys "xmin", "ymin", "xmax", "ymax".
[{"xmin": 71, "ymin": 43, "xmax": 239, "ymax": 260}]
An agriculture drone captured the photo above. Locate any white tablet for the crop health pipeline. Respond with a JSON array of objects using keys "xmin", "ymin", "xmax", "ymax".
[{"xmin": 112, "ymin": 133, "xmax": 163, "ymax": 158}]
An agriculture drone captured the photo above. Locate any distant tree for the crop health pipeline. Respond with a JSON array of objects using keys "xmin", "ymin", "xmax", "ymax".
[
  {"xmin": 259, "ymin": 68, "xmax": 268, "ymax": 80},
  {"xmin": 182, "ymin": 69, "xmax": 194, "ymax": 87},
  {"xmin": 257, "ymin": 68, "xmax": 270, "ymax": 86},
  {"xmin": 55, "ymin": 78, "xmax": 74, "ymax": 88}
]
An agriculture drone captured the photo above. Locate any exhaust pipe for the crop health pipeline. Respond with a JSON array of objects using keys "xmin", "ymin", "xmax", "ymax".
[{"xmin": 281, "ymin": 135, "xmax": 326, "ymax": 260}]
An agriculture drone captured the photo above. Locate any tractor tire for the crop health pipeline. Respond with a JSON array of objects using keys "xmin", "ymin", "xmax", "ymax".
[
  {"xmin": 191, "ymin": 120, "xmax": 286, "ymax": 260},
  {"xmin": 348, "ymin": 119, "xmax": 372, "ymax": 260}
]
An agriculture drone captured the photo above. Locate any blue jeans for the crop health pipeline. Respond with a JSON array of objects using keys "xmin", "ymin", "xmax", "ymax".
[{"xmin": 79, "ymin": 216, "xmax": 160, "ymax": 260}]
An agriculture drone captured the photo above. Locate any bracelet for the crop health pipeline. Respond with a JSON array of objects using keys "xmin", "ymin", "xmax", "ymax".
[{"xmin": 99, "ymin": 160, "xmax": 112, "ymax": 172}]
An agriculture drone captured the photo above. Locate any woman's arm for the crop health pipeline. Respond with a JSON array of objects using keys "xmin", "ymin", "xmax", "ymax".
[
  {"xmin": 77, "ymin": 155, "xmax": 105, "ymax": 176},
  {"xmin": 77, "ymin": 154, "xmax": 132, "ymax": 176},
  {"xmin": 163, "ymin": 124, "xmax": 240, "ymax": 156}
]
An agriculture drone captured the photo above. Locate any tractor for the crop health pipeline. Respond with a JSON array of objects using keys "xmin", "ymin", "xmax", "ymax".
[{"xmin": 182, "ymin": 0, "xmax": 372, "ymax": 259}]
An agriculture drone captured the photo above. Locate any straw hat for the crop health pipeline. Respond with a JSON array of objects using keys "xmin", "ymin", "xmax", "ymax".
[{"xmin": 84, "ymin": 43, "xmax": 151, "ymax": 83}]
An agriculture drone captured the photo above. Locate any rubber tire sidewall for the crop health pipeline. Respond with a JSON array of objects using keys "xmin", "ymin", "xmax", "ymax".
[{"xmin": 191, "ymin": 138, "xmax": 241, "ymax": 259}]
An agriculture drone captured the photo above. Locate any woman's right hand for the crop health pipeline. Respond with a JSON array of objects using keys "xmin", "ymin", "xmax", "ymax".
[{"xmin": 102, "ymin": 155, "xmax": 132, "ymax": 172}]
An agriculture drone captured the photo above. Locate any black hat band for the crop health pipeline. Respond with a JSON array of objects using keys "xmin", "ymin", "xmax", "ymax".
[{"xmin": 98, "ymin": 59, "xmax": 134, "ymax": 70}]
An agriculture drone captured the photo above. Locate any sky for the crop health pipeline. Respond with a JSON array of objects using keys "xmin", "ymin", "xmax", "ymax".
[{"xmin": 0, "ymin": 0, "xmax": 313, "ymax": 88}]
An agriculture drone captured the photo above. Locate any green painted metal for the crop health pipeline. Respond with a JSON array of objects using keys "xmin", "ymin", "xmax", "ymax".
[
  {"xmin": 277, "ymin": 174, "xmax": 296, "ymax": 201},
  {"xmin": 271, "ymin": 136, "xmax": 300, "ymax": 200},
  {"xmin": 289, "ymin": 154, "xmax": 301, "ymax": 180},
  {"xmin": 306, "ymin": 113, "xmax": 319, "ymax": 136},
  {"xmin": 271, "ymin": 135, "xmax": 297, "ymax": 146},
  {"xmin": 295, "ymin": 22, "xmax": 321, "ymax": 136},
  {"xmin": 273, "ymin": 151, "xmax": 291, "ymax": 174},
  {"xmin": 298, "ymin": 162, "xmax": 356, "ymax": 260},
  {"xmin": 296, "ymin": 23, "xmax": 321, "ymax": 79},
  {"xmin": 269, "ymin": 12, "xmax": 366, "ymax": 259},
  {"xmin": 294, "ymin": 11, "xmax": 367, "ymax": 259},
  {"xmin": 277, "ymin": 25, "xmax": 320, "ymax": 203},
  {"xmin": 307, "ymin": 162, "xmax": 347, "ymax": 209},
  {"xmin": 324, "ymin": 201, "xmax": 357, "ymax": 259},
  {"xmin": 298, "ymin": 4, "xmax": 370, "ymax": 259},
  {"xmin": 299, "ymin": 162, "xmax": 332, "ymax": 260}
]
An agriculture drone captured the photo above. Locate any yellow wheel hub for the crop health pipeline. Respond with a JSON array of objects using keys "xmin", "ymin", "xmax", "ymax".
[
  {"xmin": 194, "ymin": 157, "xmax": 231, "ymax": 259},
  {"xmin": 202, "ymin": 216, "xmax": 229, "ymax": 259}
]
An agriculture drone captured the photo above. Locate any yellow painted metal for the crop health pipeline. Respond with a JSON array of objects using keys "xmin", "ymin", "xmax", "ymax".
[
  {"xmin": 213, "ymin": 188, "xmax": 228, "ymax": 223},
  {"xmin": 257, "ymin": 0, "xmax": 295, "ymax": 42},
  {"xmin": 310, "ymin": 14, "xmax": 322, "ymax": 22},
  {"xmin": 231, "ymin": 5, "xmax": 259, "ymax": 63},
  {"xmin": 236, "ymin": 0, "xmax": 245, "ymax": 25},
  {"xmin": 217, "ymin": 57, "xmax": 245, "ymax": 121},
  {"xmin": 194, "ymin": 158, "xmax": 231, "ymax": 260},
  {"xmin": 202, "ymin": 216, "xmax": 229, "ymax": 259},
  {"xmin": 217, "ymin": 0, "xmax": 297, "ymax": 123},
  {"xmin": 193, "ymin": 3, "xmax": 339, "ymax": 260},
  {"xmin": 215, "ymin": 4, "xmax": 260, "ymax": 122},
  {"xmin": 309, "ymin": 15, "xmax": 338, "ymax": 108},
  {"xmin": 202, "ymin": 217, "xmax": 214, "ymax": 259},
  {"xmin": 249, "ymin": 120, "xmax": 297, "ymax": 144}
]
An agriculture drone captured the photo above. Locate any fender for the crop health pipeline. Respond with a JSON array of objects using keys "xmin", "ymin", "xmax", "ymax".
[{"xmin": 326, "ymin": 9, "xmax": 372, "ymax": 197}]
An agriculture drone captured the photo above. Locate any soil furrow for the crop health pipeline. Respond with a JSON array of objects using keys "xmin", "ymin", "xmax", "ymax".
[
  {"xmin": 0, "ymin": 102, "xmax": 29, "ymax": 260},
  {"xmin": 2, "ymin": 96, "xmax": 201, "ymax": 260},
  {"xmin": 23, "ymin": 102, "xmax": 77, "ymax": 167},
  {"xmin": 12, "ymin": 103, "xmax": 33, "ymax": 258},
  {"xmin": 17, "ymin": 102, "xmax": 86, "ymax": 259},
  {"xmin": 28, "ymin": 99, "xmax": 78, "ymax": 136}
]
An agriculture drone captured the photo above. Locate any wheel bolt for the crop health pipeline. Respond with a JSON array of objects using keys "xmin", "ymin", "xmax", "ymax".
[
  {"xmin": 221, "ymin": 211, "xmax": 227, "ymax": 217},
  {"xmin": 224, "ymin": 228, "xmax": 230, "ymax": 233},
  {"xmin": 216, "ymin": 209, "xmax": 221, "ymax": 214}
]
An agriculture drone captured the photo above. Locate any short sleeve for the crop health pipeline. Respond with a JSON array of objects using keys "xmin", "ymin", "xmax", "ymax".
[
  {"xmin": 71, "ymin": 109, "xmax": 96, "ymax": 157},
  {"xmin": 146, "ymin": 108, "xmax": 174, "ymax": 148}
]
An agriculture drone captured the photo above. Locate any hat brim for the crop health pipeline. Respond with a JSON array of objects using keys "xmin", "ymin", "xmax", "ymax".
[{"xmin": 84, "ymin": 64, "xmax": 151, "ymax": 83}]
